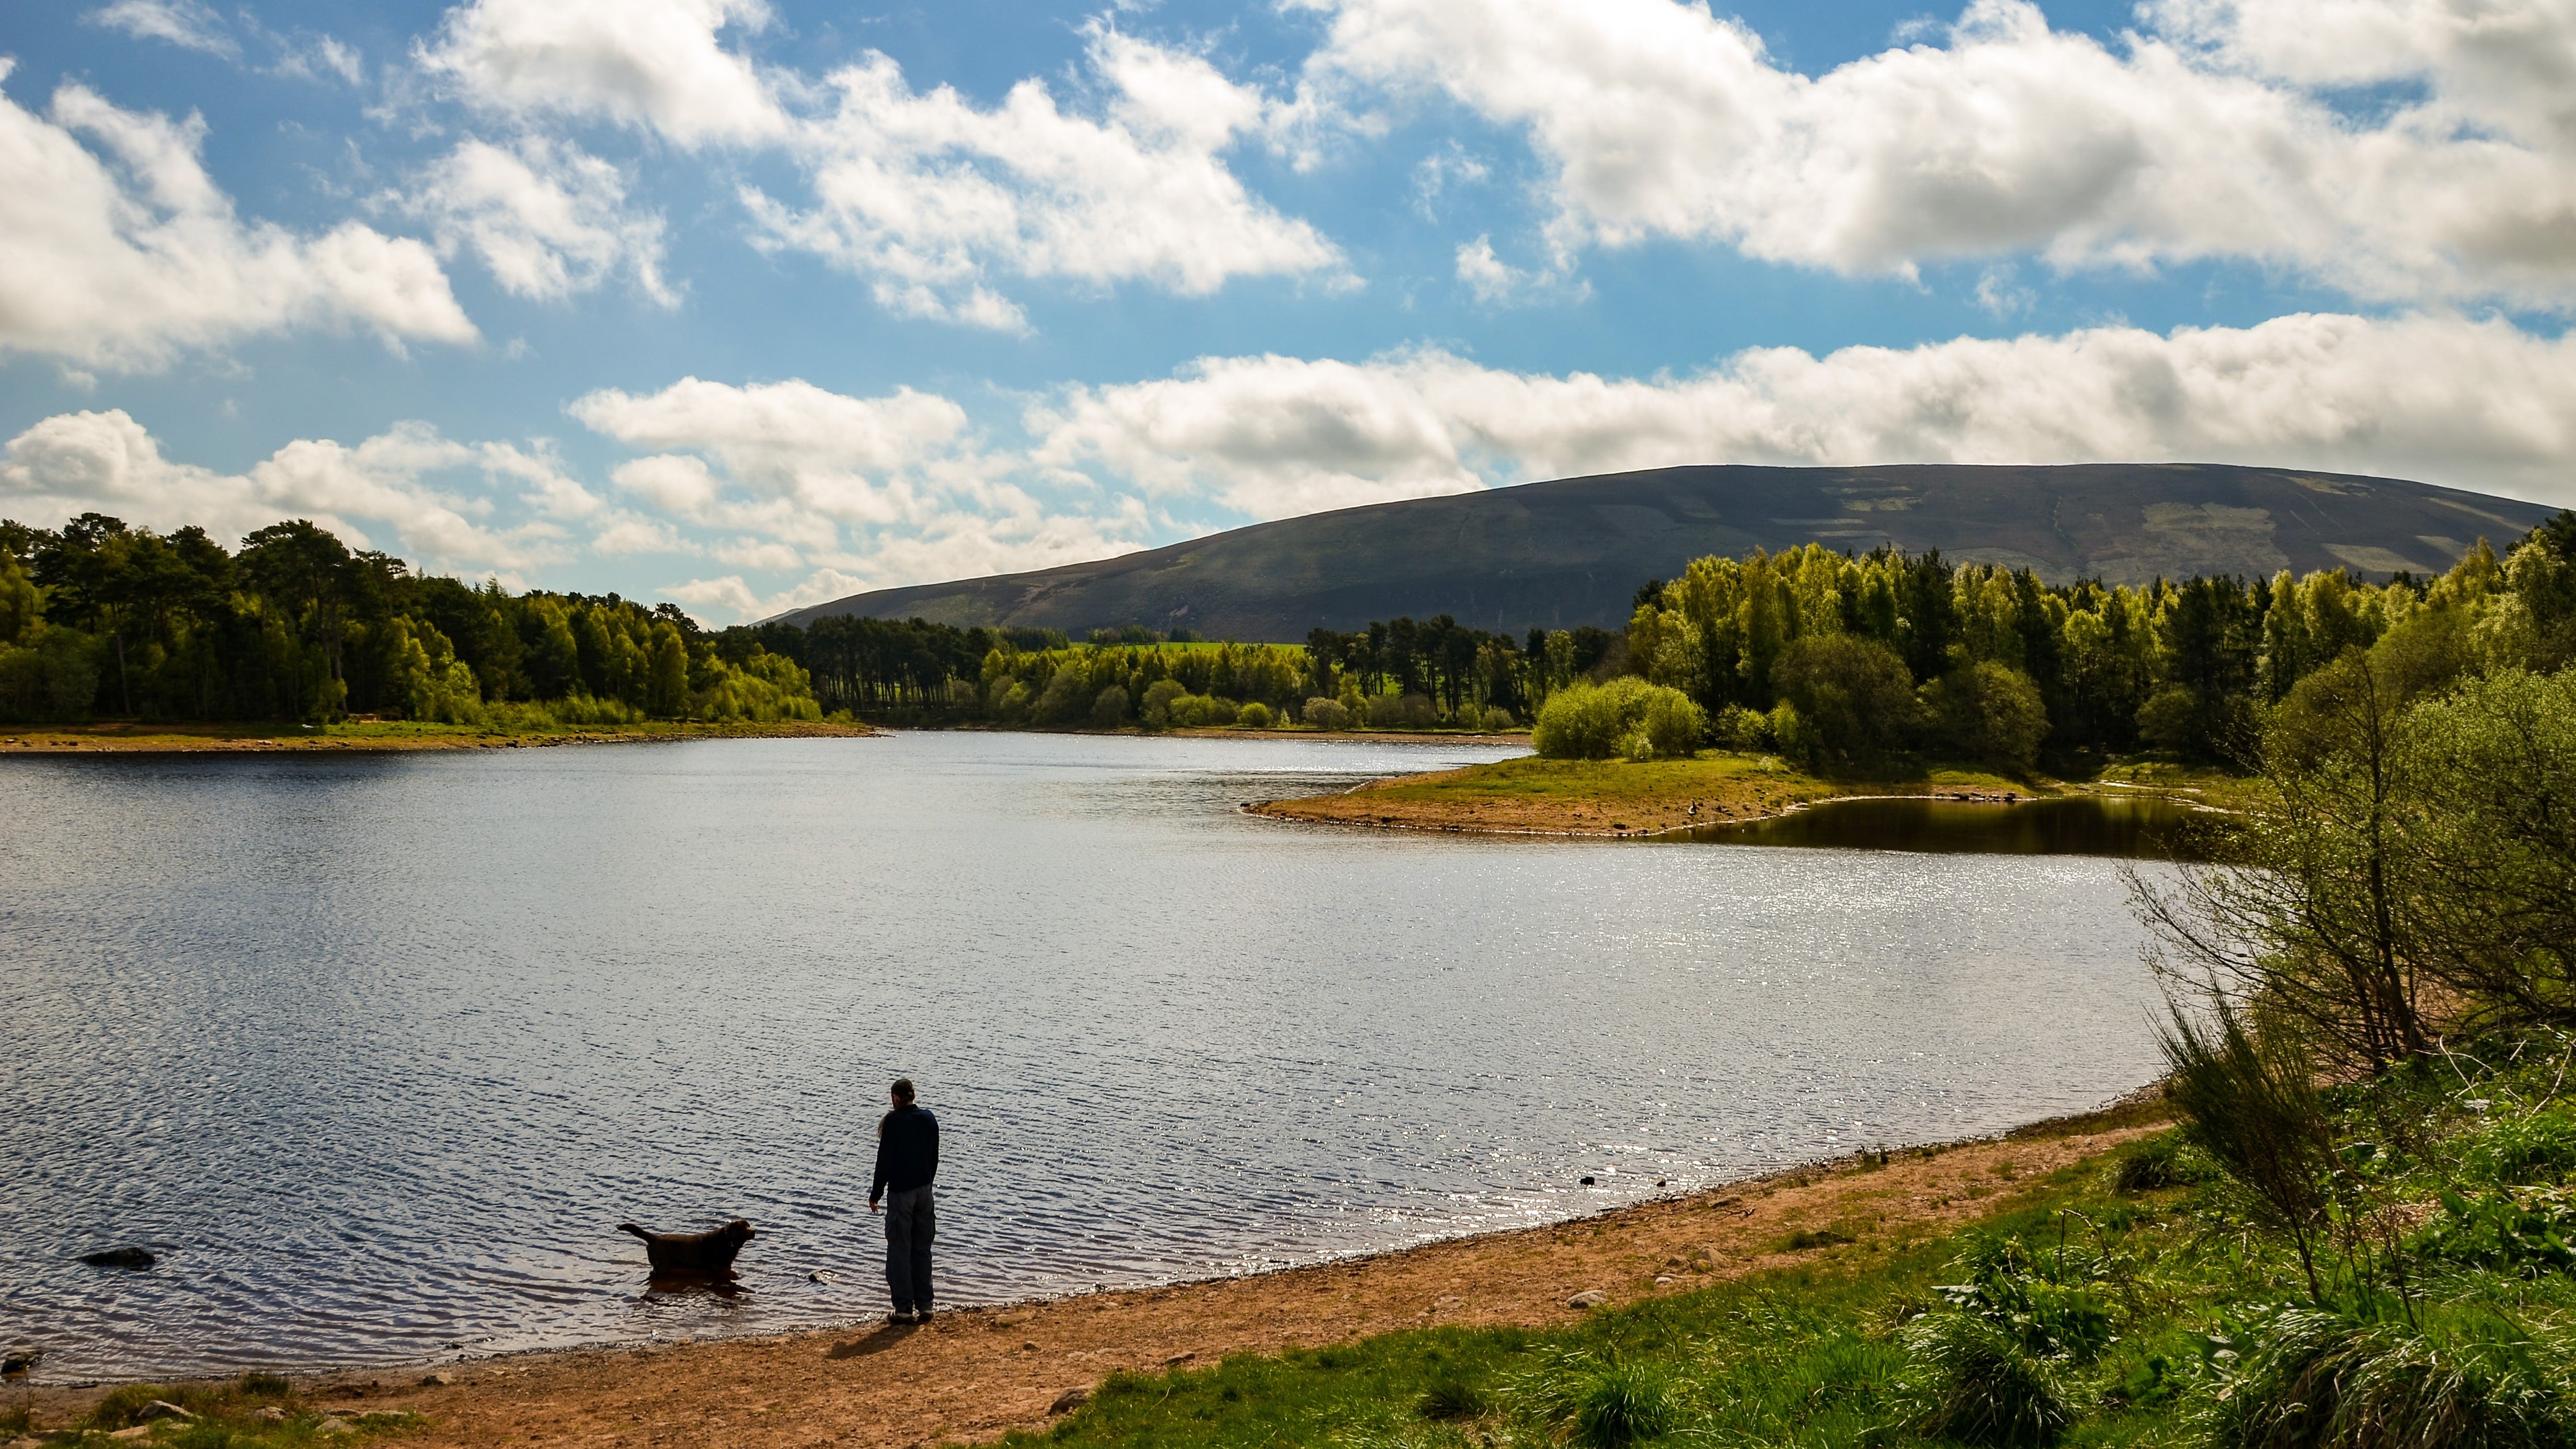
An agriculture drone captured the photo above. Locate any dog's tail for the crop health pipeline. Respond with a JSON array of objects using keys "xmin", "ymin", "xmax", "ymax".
[{"xmin": 616, "ymin": 1222, "xmax": 651, "ymax": 1241}]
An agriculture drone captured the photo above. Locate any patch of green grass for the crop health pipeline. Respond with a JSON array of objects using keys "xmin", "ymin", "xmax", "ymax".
[{"xmin": 61, "ymin": 1376, "xmax": 419, "ymax": 1448}]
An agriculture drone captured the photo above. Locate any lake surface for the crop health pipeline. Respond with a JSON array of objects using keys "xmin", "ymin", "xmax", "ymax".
[
  {"xmin": 1702, "ymin": 793, "xmax": 2209, "ymax": 858},
  {"xmin": 1, "ymin": 733, "xmax": 2173, "ymax": 1380}
]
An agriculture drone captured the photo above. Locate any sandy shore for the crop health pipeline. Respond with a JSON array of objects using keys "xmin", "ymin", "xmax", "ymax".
[
  {"xmin": 19, "ymin": 1101, "xmax": 2162, "ymax": 1447},
  {"xmin": 0, "ymin": 721, "xmax": 877, "ymax": 754}
]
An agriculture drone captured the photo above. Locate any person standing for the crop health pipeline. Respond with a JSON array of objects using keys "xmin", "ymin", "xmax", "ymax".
[{"xmin": 868, "ymin": 1077, "xmax": 940, "ymax": 1323}]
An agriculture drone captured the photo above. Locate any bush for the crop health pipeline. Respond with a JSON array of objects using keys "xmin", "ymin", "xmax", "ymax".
[
  {"xmin": 1238, "ymin": 701, "xmax": 1272, "ymax": 728},
  {"xmin": 1512, "ymin": 1350, "xmax": 1681, "ymax": 1449},
  {"xmin": 1090, "ymin": 684, "xmax": 1130, "ymax": 729},
  {"xmin": 2205, "ymin": 1304, "xmax": 2572, "ymax": 1449},
  {"xmin": 2466, "ymin": 1106, "xmax": 2576, "ymax": 1186},
  {"xmin": 1302, "ymin": 697, "xmax": 1350, "ymax": 730},
  {"xmin": 1639, "ymin": 690, "xmax": 1705, "ymax": 758},
  {"xmin": 1900, "ymin": 1313, "xmax": 2076, "ymax": 1447},
  {"xmin": 2111, "ymin": 1132, "xmax": 2209, "ymax": 1194},
  {"xmin": 1923, "ymin": 660, "xmax": 2049, "ymax": 770},
  {"xmin": 1710, "ymin": 703, "xmax": 1771, "ymax": 750},
  {"xmin": 1533, "ymin": 678, "xmax": 1702, "ymax": 759},
  {"xmin": 1139, "ymin": 678, "xmax": 1188, "ymax": 729},
  {"xmin": 1481, "ymin": 706, "xmax": 1515, "ymax": 732}
]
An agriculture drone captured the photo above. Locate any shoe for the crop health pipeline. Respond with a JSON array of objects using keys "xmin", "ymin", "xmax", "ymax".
[
  {"xmin": 888, "ymin": 1309, "xmax": 915, "ymax": 1325},
  {"xmin": 914, "ymin": 1310, "xmax": 934, "ymax": 1324}
]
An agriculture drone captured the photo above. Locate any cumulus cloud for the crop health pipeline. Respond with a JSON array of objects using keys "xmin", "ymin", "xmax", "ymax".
[
  {"xmin": 416, "ymin": 0, "xmax": 787, "ymax": 146},
  {"xmin": 744, "ymin": 27, "xmax": 1348, "ymax": 329},
  {"xmin": 400, "ymin": 136, "xmax": 673, "ymax": 303},
  {"xmin": 570, "ymin": 374, "xmax": 1154, "ymax": 601},
  {"xmin": 0, "ymin": 66, "xmax": 477, "ymax": 370},
  {"xmin": 0, "ymin": 410, "xmax": 562, "ymax": 570},
  {"xmin": 1032, "ymin": 313, "xmax": 2576, "ymax": 516},
  {"xmin": 1293, "ymin": 0, "xmax": 2576, "ymax": 306}
]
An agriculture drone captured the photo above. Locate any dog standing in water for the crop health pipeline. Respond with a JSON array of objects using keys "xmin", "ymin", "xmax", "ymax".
[
  {"xmin": 618, "ymin": 1218, "xmax": 757, "ymax": 1276},
  {"xmin": 868, "ymin": 1078, "xmax": 940, "ymax": 1323}
]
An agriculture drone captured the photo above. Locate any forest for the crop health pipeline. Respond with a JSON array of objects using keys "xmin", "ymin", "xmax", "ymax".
[{"xmin": 0, "ymin": 514, "xmax": 821, "ymax": 726}]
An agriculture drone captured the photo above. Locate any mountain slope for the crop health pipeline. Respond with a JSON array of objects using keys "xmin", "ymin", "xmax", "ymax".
[{"xmin": 780, "ymin": 463, "xmax": 2551, "ymax": 641}]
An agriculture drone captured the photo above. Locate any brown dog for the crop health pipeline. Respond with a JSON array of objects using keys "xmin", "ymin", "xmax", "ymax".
[{"xmin": 618, "ymin": 1219, "xmax": 756, "ymax": 1275}]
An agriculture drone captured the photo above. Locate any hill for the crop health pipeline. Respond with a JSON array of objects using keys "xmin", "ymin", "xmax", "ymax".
[{"xmin": 778, "ymin": 463, "xmax": 2552, "ymax": 641}]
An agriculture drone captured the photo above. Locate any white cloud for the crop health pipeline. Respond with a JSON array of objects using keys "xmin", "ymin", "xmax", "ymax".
[
  {"xmin": 0, "ymin": 66, "xmax": 477, "ymax": 370},
  {"xmin": 416, "ymin": 0, "xmax": 788, "ymax": 146},
  {"xmin": 1294, "ymin": 0, "xmax": 2576, "ymax": 306},
  {"xmin": 1031, "ymin": 313, "xmax": 2576, "ymax": 516},
  {"xmin": 89, "ymin": 0, "xmax": 238, "ymax": 58},
  {"xmin": 744, "ymin": 27, "xmax": 1348, "ymax": 329},
  {"xmin": 276, "ymin": 35, "xmax": 366, "ymax": 86},
  {"xmin": 401, "ymin": 136, "xmax": 673, "ymax": 303},
  {"xmin": 0, "ymin": 410, "xmax": 563, "ymax": 570}
]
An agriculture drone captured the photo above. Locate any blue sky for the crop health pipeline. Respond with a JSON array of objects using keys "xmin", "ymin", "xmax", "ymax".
[{"xmin": 3, "ymin": 0, "xmax": 2571, "ymax": 619}]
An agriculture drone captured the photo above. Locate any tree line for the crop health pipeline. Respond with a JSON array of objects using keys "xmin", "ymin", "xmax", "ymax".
[
  {"xmin": 0, "ymin": 514, "xmax": 822, "ymax": 726},
  {"xmin": 1572, "ymin": 521, "xmax": 2576, "ymax": 770}
]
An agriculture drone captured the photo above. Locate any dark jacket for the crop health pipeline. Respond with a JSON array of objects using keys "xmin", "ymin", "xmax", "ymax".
[{"xmin": 871, "ymin": 1104, "xmax": 939, "ymax": 1203}]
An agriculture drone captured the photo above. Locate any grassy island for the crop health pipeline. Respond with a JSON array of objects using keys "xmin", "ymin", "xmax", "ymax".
[{"xmin": 1252, "ymin": 751, "xmax": 2039, "ymax": 836}]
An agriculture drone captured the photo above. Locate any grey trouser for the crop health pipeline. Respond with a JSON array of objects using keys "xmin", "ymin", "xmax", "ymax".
[{"xmin": 883, "ymin": 1185, "xmax": 935, "ymax": 1313}]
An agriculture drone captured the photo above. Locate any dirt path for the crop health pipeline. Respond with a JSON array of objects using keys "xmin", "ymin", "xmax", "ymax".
[{"xmin": 29, "ymin": 1112, "xmax": 2157, "ymax": 1448}]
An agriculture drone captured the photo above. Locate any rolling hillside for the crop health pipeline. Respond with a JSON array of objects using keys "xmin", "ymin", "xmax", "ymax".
[{"xmin": 779, "ymin": 463, "xmax": 2552, "ymax": 641}]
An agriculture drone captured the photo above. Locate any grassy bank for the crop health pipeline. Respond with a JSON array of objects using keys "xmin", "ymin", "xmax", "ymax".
[
  {"xmin": 1026, "ymin": 1037, "xmax": 2576, "ymax": 1447},
  {"xmin": 1253, "ymin": 750, "xmax": 2043, "ymax": 835},
  {"xmin": 0, "ymin": 718, "xmax": 876, "ymax": 753}
]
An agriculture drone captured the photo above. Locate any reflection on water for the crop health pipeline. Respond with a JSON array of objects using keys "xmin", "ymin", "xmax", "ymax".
[
  {"xmin": 0, "ymin": 733, "xmax": 2173, "ymax": 1379},
  {"xmin": 1700, "ymin": 793, "xmax": 2215, "ymax": 859}
]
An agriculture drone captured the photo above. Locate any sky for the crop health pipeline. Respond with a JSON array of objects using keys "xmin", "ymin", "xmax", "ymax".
[{"xmin": 3, "ymin": 0, "xmax": 2572, "ymax": 622}]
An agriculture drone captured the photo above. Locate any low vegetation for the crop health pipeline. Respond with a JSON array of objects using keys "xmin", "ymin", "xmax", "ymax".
[{"xmin": 4, "ymin": 1371, "xmax": 421, "ymax": 1446}]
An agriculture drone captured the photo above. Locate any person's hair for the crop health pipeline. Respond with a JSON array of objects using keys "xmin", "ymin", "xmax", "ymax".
[{"xmin": 891, "ymin": 1078, "xmax": 915, "ymax": 1104}]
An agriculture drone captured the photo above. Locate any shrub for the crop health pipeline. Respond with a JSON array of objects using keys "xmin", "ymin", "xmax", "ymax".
[
  {"xmin": 1302, "ymin": 697, "xmax": 1350, "ymax": 730},
  {"xmin": 1923, "ymin": 660, "xmax": 2050, "ymax": 770},
  {"xmin": 1900, "ymin": 1313, "xmax": 2076, "ymax": 1447},
  {"xmin": 2205, "ymin": 1304, "xmax": 2572, "ymax": 1449},
  {"xmin": 1238, "ymin": 701, "xmax": 1272, "ymax": 728},
  {"xmin": 1534, "ymin": 678, "xmax": 1702, "ymax": 759},
  {"xmin": 2111, "ymin": 1132, "xmax": 2209, "ymax": 1193},
  {"xmin": 1139, "ymin": 678, "xmax": 1188, "ymax": 729},
  {"xmin": 1710, "ymin": 703, "xmax": 1771, "ymax": 750},
  {"xmin": 2159, "ymin": 1001, "xmax": 2338, "ymax": 1298},
  {"xmin": 1512, "ymin": 1350, "xmax": 1681, "ymax": 1449},
  {"xmin": 1090, "ymin": 684, "xmax": 1130, "ymax": 729},
  {"xmin": 1639, "ymin": 690, "xmax": 1705, "ymax": 758},
  {"xmin": 1481, "ymin": 705, "xmax": 1515, "ymax": 732}
]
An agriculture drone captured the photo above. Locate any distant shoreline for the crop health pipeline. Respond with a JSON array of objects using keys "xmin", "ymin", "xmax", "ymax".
[{"xmin": 0, "ymin": 719, "xmax": 879, "ymax": 755}]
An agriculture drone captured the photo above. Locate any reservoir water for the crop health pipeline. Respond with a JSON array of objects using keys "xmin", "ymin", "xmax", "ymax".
[{"xmin": 1, "ymin": 733, "xmax": 2173, "ymax": 1380}]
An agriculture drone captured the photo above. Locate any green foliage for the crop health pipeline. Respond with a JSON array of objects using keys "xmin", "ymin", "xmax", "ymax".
[
  {"xmin": 1507, "ymin": 1349, "xmax": 1681, "ymax": 1449},
  {"xmin": 1532, "ymin": 677, "xmax": 1701, "ymax": 759},
  {"xmin": 1898, "ymin": 1310, "xmax": 2077, "ymax": 1446},
  {"xmin": 0, "ymin": 511, "xmax": 817, "ymax": 724},
  {"xmin": 1302, "ymin": 697, "xmax": 1352, "ymax": 730},
  {"xmin": 2203, "ymin": 1303, "xmax": 2574, "ymax": 1449},
  {"xmin": 1770, "ymin": 632, "xmax": 1918, "ymax": 765},
  {"xmin": 1923, "ymin": 659, "xmax": 2050, "ymax": 771},
  {"xmin": 1238, "ymin": 701, "xmax": 1272, "ymax": 728}
]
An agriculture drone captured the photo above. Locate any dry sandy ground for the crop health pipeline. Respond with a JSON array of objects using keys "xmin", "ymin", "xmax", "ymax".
[
  {"xmin": 24, "ymin": 1111, "xmax": 2159, "ymax": 1448},
  {"xmin": 0, "ymin": 721, "xmax": 875, "ymax": 754}
]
